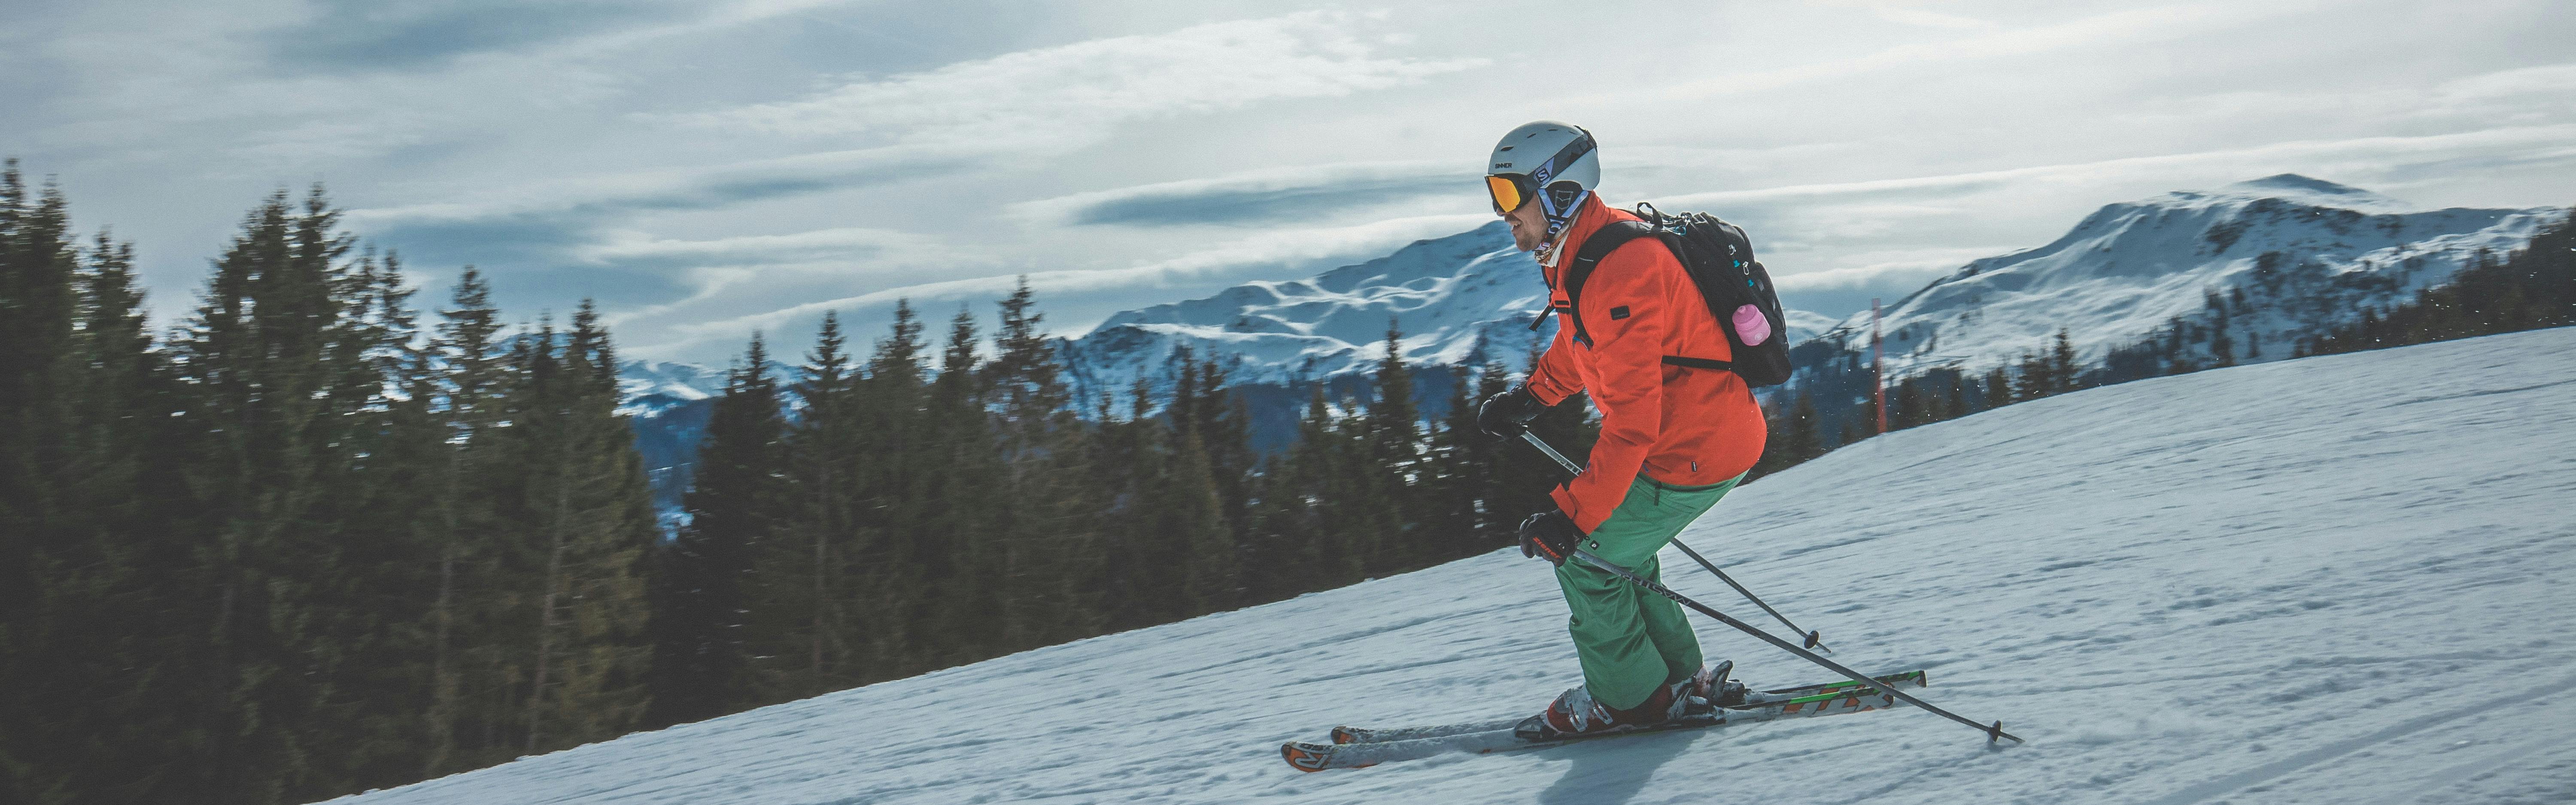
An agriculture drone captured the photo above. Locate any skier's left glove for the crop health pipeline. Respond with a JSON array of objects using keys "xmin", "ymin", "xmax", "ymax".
[
  {"xmin": 1518, "ymin": 510, "xmax": 1583, "ymax": 566},
  {"xmin": 1477, "ymin": 386, "xmax": 1544, "ymax": 440}
]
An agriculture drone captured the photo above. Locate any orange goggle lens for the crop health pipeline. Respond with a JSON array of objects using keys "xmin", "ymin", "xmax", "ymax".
[{"xmin": 1486, "ymin": 175, "xmax": 1528, "ymax": 214}]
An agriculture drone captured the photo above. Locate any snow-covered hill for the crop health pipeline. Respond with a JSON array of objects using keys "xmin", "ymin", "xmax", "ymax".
[
  {"xmin": 335, "ymin": 328, "xmax": 2576, "ymax": 805},
  {"xmin": 1811, "ymin": 174, "xmax": 2566, "ymax": 380}
]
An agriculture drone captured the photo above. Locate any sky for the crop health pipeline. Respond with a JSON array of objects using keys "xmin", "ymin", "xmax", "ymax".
[{"xmin": 6, "ymin": 0, "xmax": 2573, "ymax": 366}]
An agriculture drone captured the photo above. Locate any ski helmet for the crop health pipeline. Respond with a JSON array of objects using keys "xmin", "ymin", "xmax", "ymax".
[{"xmin": 1486, "ymin": 121, "xmax": 1599, "ymax": 239}]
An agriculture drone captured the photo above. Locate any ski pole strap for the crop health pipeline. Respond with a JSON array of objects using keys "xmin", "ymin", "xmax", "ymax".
[
  {"xmin": 1664, "ymin": 538, "xmax": 1833, "ymax": 654},
  {"xmin": 1567, "ymin": 548, "xmax": 2024, "ymax": 744}
]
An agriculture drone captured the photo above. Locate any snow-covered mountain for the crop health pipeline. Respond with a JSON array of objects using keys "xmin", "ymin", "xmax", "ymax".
[
  {"xmin": 331, "ymin": 327, "xmax": 2576, "ymax": 805},
  {"xmin": 1807, "ymin": 174, "xmax": 2566, "ymax": 381},
  {"xmin": 1055, "ymin": 220, "xmax": 1549, "ymax": 413},
  {"xmin": 624, "ymin": 175, "xmax": 2561, "ymax": 517},
  {"xmin": 1052, "ymin": 175, "xmax": 2564, "ymax": 414},
  {"xmin": 617, "ymin": 360, "xmax": 728, "ymax": 415},
  {"xmin": 617, "ymin": 360, "xmax": 743, "ymax": 532}
]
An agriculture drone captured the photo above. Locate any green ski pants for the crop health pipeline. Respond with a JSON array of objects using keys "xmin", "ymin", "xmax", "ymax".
[{"xmin": 1554, "ymin": 472, "xmax": 1743, "ymax": 710}]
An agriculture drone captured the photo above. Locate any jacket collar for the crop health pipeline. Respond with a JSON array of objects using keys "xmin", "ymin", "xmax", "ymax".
[{"xmin": 1540, "ymin": 195, "xmax": 1617, "ymax": 281}]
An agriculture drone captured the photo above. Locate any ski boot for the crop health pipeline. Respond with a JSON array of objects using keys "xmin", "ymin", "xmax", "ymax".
[
  {"xmin": 1681, "ymin": 659, "xmax": 1745, "ymax": 715},
  {"xmin": 1514, "ymin": 660, "xmax": 1735, "ymax": 741}
]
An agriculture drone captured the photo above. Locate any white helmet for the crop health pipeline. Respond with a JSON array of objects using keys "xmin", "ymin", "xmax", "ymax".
[{"xmin": 1485, "ymin": 121, "xmax": 1599, "ymax": 238}]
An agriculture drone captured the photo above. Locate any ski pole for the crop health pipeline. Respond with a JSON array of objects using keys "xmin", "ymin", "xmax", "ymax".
[
  {"xmin": 1516, "ymin": 431, "xmax": 1834, "ymax": 652},
  {"xmin": 1566, "ymin": 547, "xmax": 2023, "ymax": 744}
]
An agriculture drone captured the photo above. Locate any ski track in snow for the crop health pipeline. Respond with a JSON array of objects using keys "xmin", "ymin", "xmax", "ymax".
[{"xmin": 333, "ymin": 328, "xmax": 2576, "ymax": 805}]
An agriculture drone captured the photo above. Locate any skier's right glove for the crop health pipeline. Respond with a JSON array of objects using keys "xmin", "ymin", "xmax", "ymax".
[
  {"xmin": 1477, "ymin": 386, "xmax": 1545, "ymax": 440},
  {"xmin": 1519, "ymin": 510, "xmax": 1583, "ymax": 566}
]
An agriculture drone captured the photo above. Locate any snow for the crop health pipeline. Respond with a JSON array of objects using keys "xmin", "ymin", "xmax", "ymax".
[
  {"xmin": 1810, "ymin": 176, "xmax": 2566, "ymax": 380},
  {"xmin": 1054, "ymin": 221, "xmax": 1551, "ymax": 411},
  {"xmin": 1052, "ymin": 176, "xmax": 2566, "ymax": 415},
  {"xmin": 334, "ymin": 327, "xmax": 2576, "ymax": 805},
  {"xmin": 617, "ymin": 360, "xmax": 726, "ymax": 418}
]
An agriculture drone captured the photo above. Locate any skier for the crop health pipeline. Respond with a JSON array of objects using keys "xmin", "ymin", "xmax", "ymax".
[{"xmin": 1474, "ymin": 121, "xmax": 1771, "ymax": 740}]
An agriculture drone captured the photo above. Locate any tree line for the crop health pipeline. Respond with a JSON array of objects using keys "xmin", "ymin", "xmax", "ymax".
[
  {"xmin": 0, "ymin": 165, "xmax": 1594, "ymax": 804},
  {"xmin": 0, "ymin": 165, "xmax": 662, "ymax": 804},
  {"xmin": 645, "ymin": 311, "xmax": 1604, "ymax": 723},
  {"xmin": 2297, "ymin": 217, "xmax": 2575, "ymax": 356}
]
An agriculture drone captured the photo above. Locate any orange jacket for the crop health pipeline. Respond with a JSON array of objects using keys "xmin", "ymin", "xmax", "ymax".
[{"xmin": 1527, "ymin": 197, "xmax": 1768, "ymax": 532}]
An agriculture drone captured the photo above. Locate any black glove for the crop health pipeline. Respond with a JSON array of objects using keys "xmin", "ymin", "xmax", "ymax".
[
  {"xmin": 1477, "ymin": 386, "xmax": 1545, "ymax": 439},
  {"xmin": 1518, "ymin": 510, "xmax": 1583, "ymax": 566}
]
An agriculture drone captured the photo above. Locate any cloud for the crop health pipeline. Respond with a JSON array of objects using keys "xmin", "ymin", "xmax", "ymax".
[
  {"xmin": 1013, "ymin": 160, "xmax": 1474, "ymax": 227},
  {"xmin": 575, "ymin": 226, "xmax": 935, "ymax": 270},
  {"xmin": 669, "ymin": 11, "xmax": 1485, "ymax": 147},
  {"xmin": 2436, "ymin": 62, "xmax": 2576, "ymax": 101},
  {"xmin": 1646, "ymin": 123, "xmax": 2576, "ymax": 212},
  {"xmin": 345, "ymin": 141, "xmax": 985, "ymax": 271},
  {"xmin": 264, "ymin": 0, "xmax": 697, "ymax": 71},
  {"xmin": 348, "ymin": 11, "xmax": 1481, "ymax": 276},
  {"xmin": 1642, "ymin": 3, "xmax": 2289, "ymax": 103},
  {"xmin": 1802, "ymin": 0, "xmax": 2001, "ymax": 30}
]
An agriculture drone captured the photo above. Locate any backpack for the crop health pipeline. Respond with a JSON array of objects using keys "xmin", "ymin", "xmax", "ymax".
[{"xmin": 1551, "ymin": 203, "xmax": 1794, "ymax": 387}]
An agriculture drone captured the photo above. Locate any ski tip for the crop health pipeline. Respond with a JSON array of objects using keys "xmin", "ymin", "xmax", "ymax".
[
  {"xmin": 1282, "ymin": 741, "xmax": 1333, "ymax": 772},
  {"xmin": 1329, "ymin": 726, "xmax": 1361, "ymax": 745}
]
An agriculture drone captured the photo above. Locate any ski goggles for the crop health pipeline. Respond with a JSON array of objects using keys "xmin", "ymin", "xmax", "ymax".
[{"xmin": 1485, "ymin": 174, "xmax": 1537, "ymax": 214}]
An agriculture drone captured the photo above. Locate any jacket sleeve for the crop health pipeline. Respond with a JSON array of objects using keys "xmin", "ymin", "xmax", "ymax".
[
  {"xmin": 1550, "ymin": 241, "xmax": 1675, "ymax": 533},
  {"xmin": 1525, "ymin": 310, "xmax": 1583, "ymax": 405}
]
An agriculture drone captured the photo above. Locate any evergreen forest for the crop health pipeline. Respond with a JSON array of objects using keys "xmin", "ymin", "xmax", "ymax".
[{"xmin": 2, "ymin": 159, "xmax": 2566, "ymax": 804}]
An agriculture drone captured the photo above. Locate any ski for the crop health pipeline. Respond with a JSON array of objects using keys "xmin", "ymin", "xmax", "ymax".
[
  {"xmin": 1325, "ymin": 669, "xmax": 1927, "ymax": 745},
  {"xmin": 1282, "ymin": 669, "xmax": 1929, "ymax": 772}
]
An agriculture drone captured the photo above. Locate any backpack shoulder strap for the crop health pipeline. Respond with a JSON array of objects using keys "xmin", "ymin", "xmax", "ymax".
[{"xmin": 1557, "ymin": 220, "xmax": 1658, "ymax": 346}]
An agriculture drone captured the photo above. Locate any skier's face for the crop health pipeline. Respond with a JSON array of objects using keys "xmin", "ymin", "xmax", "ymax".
[{"xmin": 1503, "ymin": 193, "xmax": 1549, "ymax": 252}]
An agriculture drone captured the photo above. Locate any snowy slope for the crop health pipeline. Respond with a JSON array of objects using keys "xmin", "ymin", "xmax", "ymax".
[
  {"xmin": 334, "ymin": 327, "xmax": 2576, "ymax": 805},
  {"xmin": 1816, "ymin": 175, "xmax": 2565, "ymax": 379}
]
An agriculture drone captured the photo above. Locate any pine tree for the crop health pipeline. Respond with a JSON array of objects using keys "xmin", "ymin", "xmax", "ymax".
[
  {"xmin": 980, "ymin": 278, "xmax": 1100, "ymax": 646},
  {"xmin": 1420, "ymin": 363, "xmax": 1491, "ymax": 558},
  {"xmin": 751, "ymin": 311, "xmax": 860, "ymax": 701},
  {"xmin": 646, "ymin": 335, "xmax": 781, "ymax": 727},
  {"xmin": 2048, "ymin": 328, "xmax": 2081, "ymax": 392},
  {"xmin": 1786, "ymin": 391, "xmax": 1822, "ymax": 464},
  {"xmin": 1252, "ymin": 387, "xmax": 1343, "ymax": 595},
  {"xmin": 1465, "ymin": 360, "xmax": 1519, "ymax": 541},
  {"xmin": 1173, "ymin": 427, "xmax": 1238, "ymax": 614},
  {"xmin": 855, "ymin": 301, "xmax": 927, "ymax": 675},
  {"xmin": 2013, "ymin": 349, "xmax": 2052, "ymax": 401},
  {"xmin": 421, "ymin": 268, "xmax": 511, "ymax": 777},
  {"xmin": 0, "ymin": 164, "xmax": 196, "ymax": 805},
  {"xmin": 495, "ymin": 303, "xmax": 656, "ymax": 755},
  {"xmin": 1364, "ymin": 324, "xmax": 1420, "ymax": 570},
  {"xmin": 918, "ymin": 305, "xmax": 1003, "ymax": 668},
  {"xmin": 168, "ymin": 186, "xmax": 378, "ymax": 802}
]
